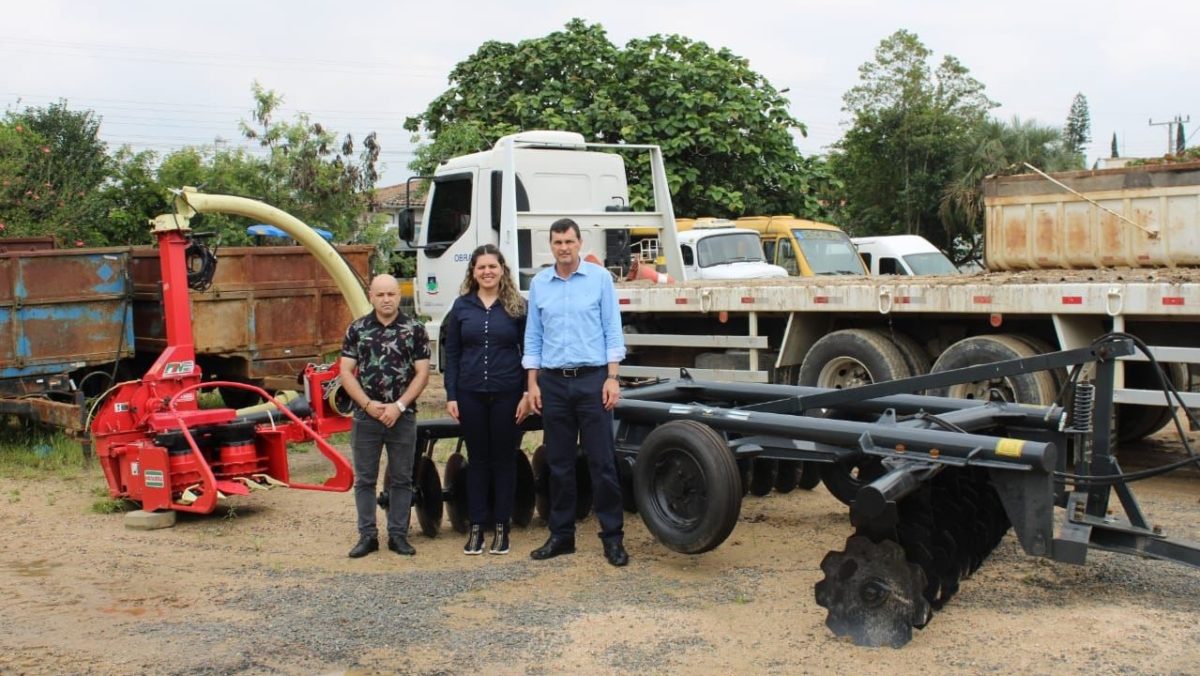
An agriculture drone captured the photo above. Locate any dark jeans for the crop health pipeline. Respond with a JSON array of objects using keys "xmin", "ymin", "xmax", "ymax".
[
  {"xmin": 538, "ymin": 368, "xmax": 623, "ymax": 543},
  {"xmin": 458, "ymin": 389, "xmax": 523, "ymax": 525},
  {"xmin": 351, "ymin": 410, "xmax": 416, "ymax": 539}
]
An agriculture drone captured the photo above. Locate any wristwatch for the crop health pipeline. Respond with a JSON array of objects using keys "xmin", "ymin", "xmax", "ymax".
[
  {"xmin": 396, "ymin": 401, "xmax": 407, "ymax": 413},
  {"xmin": 606, "ymin": 374, "xmax": 620, "ymax": 381}
]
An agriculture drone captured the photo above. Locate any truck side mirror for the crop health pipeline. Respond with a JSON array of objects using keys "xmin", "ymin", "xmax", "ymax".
[{"xmin": 397, "ymin": 209, "xmax": 415, "ymax": 243}]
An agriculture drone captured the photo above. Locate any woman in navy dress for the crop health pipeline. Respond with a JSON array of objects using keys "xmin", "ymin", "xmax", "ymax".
[{"xmin": 444, "ymin": 244, "xmax": 530, "ymax": 554}]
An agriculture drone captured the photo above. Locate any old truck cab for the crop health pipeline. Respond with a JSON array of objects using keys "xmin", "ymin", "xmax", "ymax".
[{"xmin": 674, "ymin": 220, "xmax": 788, "ymax": 280}]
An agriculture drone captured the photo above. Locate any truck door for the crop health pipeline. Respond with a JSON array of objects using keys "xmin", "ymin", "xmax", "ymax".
[
  {"xmin": 777, "ymin": 237, "xmax": 799, "ymax": 275},
  {"xmin": 416, "ymin": 171, "xmax": 477, "ymax": 321}
]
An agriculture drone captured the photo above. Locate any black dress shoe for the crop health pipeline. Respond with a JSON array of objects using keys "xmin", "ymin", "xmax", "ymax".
[
  {"xmin": 530, "ymin": 536, "xmax": 575, "ymax": 560},
  {"xmin": 388, "ymin": 535, "xmax": 416, "ymax": 556},
  {"xmin": 603, "ymin": 540, "xmax": 629, "ymax": 567},
  {"xmin": 348, "ymin": 536, "xmax": 379, "ymax": 558}
]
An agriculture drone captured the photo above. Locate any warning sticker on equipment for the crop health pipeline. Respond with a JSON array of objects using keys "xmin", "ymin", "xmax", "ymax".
[
  {"xmin": 995, "ymin": 439, "xmax": 1025, "ymax": 458},
  {"xmin": 144, "ymin": 470, "xmax": 165, "ymax": 489}
]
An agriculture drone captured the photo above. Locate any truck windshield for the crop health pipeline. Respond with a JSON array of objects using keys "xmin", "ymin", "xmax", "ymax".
[
  {"xmin": 792, "ymin": 229, "xmax": 866, "ymax": 275},
  {"xmin": 696, "ymin": 232, "xmax": 766, "ymax": 267},
  {"xmin": 904, "ymin": 252, "xmax": 959, "ymax": 275}
]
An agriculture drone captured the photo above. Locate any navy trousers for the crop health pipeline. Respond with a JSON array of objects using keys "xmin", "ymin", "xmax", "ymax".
[
  {"xmin": 458, "ymin": 389, "xmax": 522, "ymax": 525},
  {"xmin": 538, "ymin": 368, "xmax": 623, "ymax": 543}
]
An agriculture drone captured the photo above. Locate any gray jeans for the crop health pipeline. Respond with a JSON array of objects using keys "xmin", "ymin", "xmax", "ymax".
[{"xmin": 351, "ymin": 410, "xmax": 416, "ymax": 538}]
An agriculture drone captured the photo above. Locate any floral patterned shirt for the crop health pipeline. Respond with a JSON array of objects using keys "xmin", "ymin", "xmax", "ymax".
[{"xmin": 341, "ymin": 311, "xmax": 431, "ymax": 412}]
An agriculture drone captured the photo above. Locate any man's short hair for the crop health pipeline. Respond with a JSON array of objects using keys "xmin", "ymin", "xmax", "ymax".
[{"xmin": 549, "ymin": 218, "xmax": 581, "ymax": 240}]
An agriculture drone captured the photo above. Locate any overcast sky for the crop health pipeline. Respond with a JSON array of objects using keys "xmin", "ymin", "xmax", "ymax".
[{"xmin": 3, "ymin": 1, "xmax": 1196, "ymax": 189}]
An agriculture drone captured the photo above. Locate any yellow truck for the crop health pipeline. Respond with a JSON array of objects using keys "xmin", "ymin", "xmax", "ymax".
[{"xmin": 733, "ymin": 216, "xmax": 867, "ymax": 276}]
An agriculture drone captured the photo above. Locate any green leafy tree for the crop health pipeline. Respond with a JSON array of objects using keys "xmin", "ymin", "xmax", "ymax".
[
  {"xmin": 1177, "ymin": 122, "xmax": 1186, "ymax": 154},
  {"xmin": 1063, "ymin": 93, "xmax": 1091, "ymax": 159},
  {"xmin": 831, "ymin": 30, "xmax": 996, "ymax": 251},
  {"xmin": 1111, "ymin": 132, "xmax": 1119, "ymax": 158},
  {"xmin": 404, "ymin": 19, "xmax": 826, "ymax": 219},
  {"xmin": 0, "ymin": 101, "xmax": 111, "ymax": 245}
]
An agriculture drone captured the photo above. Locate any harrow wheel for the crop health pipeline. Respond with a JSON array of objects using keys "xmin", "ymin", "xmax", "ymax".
[
  {"xmin": 512, "ymin": 449, "xmax": 535, "ymax": 528},
  {"xmin": 413, "ymin": 455, "xmax": 443, "ymax": 537},
  {"xmin": 633, "ymin": 420, "xmax": 742, "ymax": 554},
  {"xmin": 443, "ymin": 452, "xmax": 470, "ymax": 534},
  {"xmin": 814, "ymin": 536, "xmax": 930, "ymax": 648}
]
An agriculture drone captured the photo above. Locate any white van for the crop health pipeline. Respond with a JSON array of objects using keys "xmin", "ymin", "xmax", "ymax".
[
  {"xmin": 851, "ymin": 235, "xmax": 959, "ymax": 276},
  {"xmin": 676, "ymin": 222, "xmax": 789, "ymax": 280}
]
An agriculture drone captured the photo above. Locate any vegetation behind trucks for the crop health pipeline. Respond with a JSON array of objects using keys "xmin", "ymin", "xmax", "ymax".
[{"xmin": 404, "ymin": 134, "xmax": 1200, "ymax": 445}]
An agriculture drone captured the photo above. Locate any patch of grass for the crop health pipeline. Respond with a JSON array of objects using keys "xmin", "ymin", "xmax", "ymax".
[
  {"xmin": 197, "ymin": 390, "xmax": 225, "ymax": 409},
  {"xmin": 0, "ymin": 417, "xmax": 88, "ymax": 479},
  {"xmin": 91, "ymin": 497, "xmax": 135, "ymax": 514}
]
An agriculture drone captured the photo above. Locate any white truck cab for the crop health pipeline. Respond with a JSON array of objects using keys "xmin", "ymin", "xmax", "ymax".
[
  {"xmin": 398, "ymin": 130, "xmax": 684, "ymax": 364},
  {"xmin": 851, "ymin": 235, "xmax": 958, "ymax": 276},
  {"xmin": 676, "ymin": 222, "xmax": 788, "ymax": 280}
]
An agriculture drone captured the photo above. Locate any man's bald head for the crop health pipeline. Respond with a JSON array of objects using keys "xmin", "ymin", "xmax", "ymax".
[{"xmin": 368, "ymin": 274, "xmax": 401, "ymax": 322}]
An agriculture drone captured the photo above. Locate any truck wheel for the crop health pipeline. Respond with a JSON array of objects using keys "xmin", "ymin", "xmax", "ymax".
[
  {"xmin": 1117, "ymin": 361, "xmax": 1189, "ymax": 443},
  {"xmin": 1010, "ymin": 334, "xmax": 1068, "ymax": 396},
  {"xmin": 799, "ymin": 329, "xmax": 911, "ymax": 393},
  {"xmin": 926, "ymin": 335, "xmax": 1057, "ymax": 405},
  {"xmin": 634, "ymin": 420, "xmax": 742, "ymax": 554},
  {"xmin": 874, "ymin": 329, "xmax": 931, "ymax": 377}
]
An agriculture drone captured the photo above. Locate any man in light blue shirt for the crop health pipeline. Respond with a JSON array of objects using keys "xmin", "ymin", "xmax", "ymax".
[{"xmin": 524, "ymin": 218, "xmax": 629, "ymax": 567}]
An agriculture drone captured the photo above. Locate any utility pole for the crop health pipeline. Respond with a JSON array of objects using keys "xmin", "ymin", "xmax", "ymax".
[{"xmin": 1149, "ymin": 115, "xmax": 1191, "ymax": 155}]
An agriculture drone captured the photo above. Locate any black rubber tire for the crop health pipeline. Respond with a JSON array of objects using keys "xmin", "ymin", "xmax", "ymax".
[
  {"xmin": 799, "ymin": 329, "xmax": 911, "ymax": 392},
  {"xmin": 1117, "ymin": 361, "xmax": 1189, "ymax": 443},
  {"xmin": 797, "ymin": 462, "xmax": 823, "ymax": 490},
  {"xmin": 413, "ymin": 455, "xmax": 443, "ymax": 537},
  {"xmin": 633, "ymin": 420, "xmax": 742, "ymax": 554},
  {"xmin": 820, "ymin": 455, "xmax": 886, "ymax": 507},
  {"xmin": 773, "ymin": 461, "xmax": 800, "ymax": 494},
  {"xmin": 926, "ymin": 334, "xmax": 1058, "ymax": 405},
  {"xmin": 512, "ymin": 449, "xmax": 536, "ymax": 528},
  {"xmin": 443, "ymin": 452, "xmax": 470, "ymax": 534},
  {"xmin": 574, "ymin": 451, "xmax": 593, "ymax": 521},
  {"xmin": 874, "ymin": 329, "xmax": 931, "ymax": 378},
  {"xmin": 749, "ymin": 458, "xmax": 778, "ymax": 497},
  {"xmin": 531, "ymin": 445, "xmax": 550, "ymax": 522},
  {"xmin": 1010, "ymin": 333, "xmax": 1069, "ymax": 397},
  {"xmin": 618, "ymin": 454, "xmax": 638, "ymax": 513}
]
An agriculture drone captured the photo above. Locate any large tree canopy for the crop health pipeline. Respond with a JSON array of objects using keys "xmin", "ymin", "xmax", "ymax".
[
  {"xmin": 831, "ymin": 30, "xmax": 996, "ymax": 251},
  {"xmin": 405, "ymin": 19, "xmax": 834, "ymax": 219}
]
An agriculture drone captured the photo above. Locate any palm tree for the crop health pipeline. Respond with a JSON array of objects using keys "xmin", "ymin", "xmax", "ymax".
[{"xmin": 939, "ymin": 116, "xmax": 1074, "ymax": 264}]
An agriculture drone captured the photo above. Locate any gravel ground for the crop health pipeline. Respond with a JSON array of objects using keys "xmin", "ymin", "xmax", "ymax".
[{"xmin": 1, "ymin": 382, "xmax": 1199, "ymax": 674}]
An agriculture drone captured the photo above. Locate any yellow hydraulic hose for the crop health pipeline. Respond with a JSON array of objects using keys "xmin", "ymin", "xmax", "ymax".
[{"xmin": 154, "ymin": 187, "xmax": 370, "ymax": 317}]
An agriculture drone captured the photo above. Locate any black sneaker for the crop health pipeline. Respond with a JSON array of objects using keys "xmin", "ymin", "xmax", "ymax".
[
  {"xmin": 348, "ymin": 535, "xmax": 379, "ymax": 558},
  {"xmin": 490, "ymin": 522, "xmax": 510, "ymax": 555},
  {"xmin": 464, "ymin": 524, "xmax": 485, "ymax": 555}
]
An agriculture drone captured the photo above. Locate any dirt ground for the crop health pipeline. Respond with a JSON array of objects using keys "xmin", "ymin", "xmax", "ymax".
[{"xmin": 2, "ymin": 377, "xmax": 1199, "ymax": 675}]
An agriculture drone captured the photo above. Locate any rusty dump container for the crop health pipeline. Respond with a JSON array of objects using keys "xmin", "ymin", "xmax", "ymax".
[
  {"xmin": 983, "ymin": 161, "xmax": 1200, "ymax": 270},
  {"xmin": 0, "ymin": 247, "xmax": 135, "ymax": 384},
  {"xmin": 131, "ymin": 245, "xmax": 372, "ymax": 389}
]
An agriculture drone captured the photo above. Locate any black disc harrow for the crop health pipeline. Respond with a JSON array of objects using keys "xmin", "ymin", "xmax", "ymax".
[{"xmin": 816, "ymin": 466, "xmax": 1012, "ymax": 647}]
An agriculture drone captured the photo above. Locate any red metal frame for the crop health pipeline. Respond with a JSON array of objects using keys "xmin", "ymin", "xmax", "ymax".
[{"xmin": 90, "ymin": 226, "xmax": 354, "ymax": 515}]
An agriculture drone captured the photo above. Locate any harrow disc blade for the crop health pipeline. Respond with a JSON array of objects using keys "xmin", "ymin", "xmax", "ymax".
[
  {"xmin": 773, "ymin": 461, "xmax": 799, "ymax": 494},
  {"xmin": 512, "ymin": 448, "xmax": 536, "ymax": 528},
  {"xmin": 749, "ymin": 458, "xmax": 778, "ymax": 497},
  {"xmin": 815, "ymin": 536, "xmax": 931, "ymax": 648},
  {"xmin": 531, "ymin": 445, "xmax": 550, "ymax": 522},
  {"xmin": 413, "ymin": 455, "xmax": 443, "ymax": 537},
  {"xmin": 443, "ymin": 452, "xmax": 470, "ymax": 534}
]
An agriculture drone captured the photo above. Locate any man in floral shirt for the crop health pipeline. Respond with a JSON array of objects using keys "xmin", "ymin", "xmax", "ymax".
[{"xmin": 339, "ymin": 274, "xmax": 430, "ymax": 558}]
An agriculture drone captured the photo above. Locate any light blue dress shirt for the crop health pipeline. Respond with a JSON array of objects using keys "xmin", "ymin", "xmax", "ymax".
[{"xmin": 522, "ymin": 261, "xmax": 626, "ymax": 369}]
